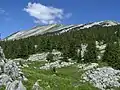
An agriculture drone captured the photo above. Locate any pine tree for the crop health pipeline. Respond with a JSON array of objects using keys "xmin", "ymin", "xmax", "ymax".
[
  {"xmin": 46, "ymin": 53, "xmax": 54, "ymax": 62},
  {"xmin": 84, "ymin": 42, "xmax": 97, "ymax": 63},
  {"xmin": 103, "ymin": 42, "xmax": 120, "ymax": 69}
]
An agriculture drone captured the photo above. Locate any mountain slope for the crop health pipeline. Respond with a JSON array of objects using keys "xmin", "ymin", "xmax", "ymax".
[
  {"xmin": 1, "ymin": 20, "xmax": 120, "ymax": 90},
  {"xmin": 5, "ymin": 20, "xmax": 120, "ymax": 40}
]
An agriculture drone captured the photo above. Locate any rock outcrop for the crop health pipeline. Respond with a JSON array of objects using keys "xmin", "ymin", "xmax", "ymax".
[
  {"xmin": 95, "ymin": 41, "xmax": 106, "ymax": 60},
  {"xmin": 82, "ymin": 67, "xmax": 120, "ymax": 90},
  {"xmin": 78, "ymin": 63, "xmax": 98, "ymax": 70},
  {"xmin": 27, "ymin": 49, "xmax": 62, "ymax": 61},
  {"xmin": 0, "ymin": 46, "xmax": 26, "ymax": 90},
  {"xmin": 40, "ymin": 60, "xmax": 75, "ymax": 70},
  {"xmin": 32, "ymin": 80, "xmax": 43, "ymax": 90}
]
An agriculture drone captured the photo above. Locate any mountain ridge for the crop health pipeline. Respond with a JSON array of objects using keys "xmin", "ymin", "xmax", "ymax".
[{"xmin": 5, "ymin": 20, "xmax": 120, "ymax": 41}]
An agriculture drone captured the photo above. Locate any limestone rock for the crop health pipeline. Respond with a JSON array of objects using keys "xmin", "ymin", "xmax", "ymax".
[
  {"xmin": 6, "ymin": 80, "xmax": 26, "ymax": 90},
  {"xmin": 27, "ymin": 49, "xmax": 62, "ymax": 61},
  {"xmin": 32, "ymin": 81, "xmax": 43, "ymax": 90},
  {"xmin": 16, "ymin": 81, "xmax": 26, "ymax": 90},
  {"xmin": 4, "ymin": 60, "xmax": 20, "ymax": 80},
  {"xmin": 5, "ymin": 80, "xmax": 19, "ymax": 90},
  {"xmin": 78, "ymin": 63, "xmax": 98, "ymax": 70},
  {"xmin": 82, "ymin": 67, "xmax": 120, "ymax": 90},
  {"xmin": 0, "ymin": 74, "xmax": 12, "ymax": 86},
  {"xmin": 0, "ymin": 46, "xmax": 6, "ymax": 63},
  {"xmin": 95, "ymin": 41, "xmax": 106, "ymax": 60},
  {"xmin": 40, "ymin": 60, "xmax": 75, "ymax": 70},
  {"xmin": 0, "ymin": 46, "xmax": 26, "ymax": 90},
  {"xmin": 81, "ymin": 44, "xmax": 88, "ymax": 60}
]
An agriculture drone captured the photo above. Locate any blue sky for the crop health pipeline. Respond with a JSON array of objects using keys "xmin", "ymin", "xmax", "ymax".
[{"xmin": 0, "ymin": 0, "xmax": 120, "ymax": 38}]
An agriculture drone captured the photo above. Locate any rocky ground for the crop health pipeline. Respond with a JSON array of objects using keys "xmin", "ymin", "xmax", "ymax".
[
  {"xmin": 82, "ymin": 67, "xmax": 120, "ymax": 90},
  {"xmin": 0, "ymin": 46, "xmax": 26, "ymax": 90},
  {"xmin": 20, "ymin": 60, "xmax": 120, "ymax": 90},
  {"xmin": 1, "ymin": 47, "xmax": 120, "ymax": 90}
]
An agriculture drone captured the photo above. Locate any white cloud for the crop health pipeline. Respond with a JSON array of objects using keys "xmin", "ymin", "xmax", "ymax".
[{"xmin": 24, "ymin": 2, "xmax": 72, "ymax": 24}]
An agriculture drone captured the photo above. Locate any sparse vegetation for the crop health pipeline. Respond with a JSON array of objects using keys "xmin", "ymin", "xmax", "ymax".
[
  {"xmin": 22, "ymin": 61, "xmax": 98, "ymax": 90},
  {"xmin": 0, "ymin": 85, "xmax": 5, "ymax": 90}
]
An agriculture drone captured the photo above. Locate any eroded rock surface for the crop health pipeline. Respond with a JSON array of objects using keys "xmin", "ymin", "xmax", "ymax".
[
  {"xmin": 0, "ymin": 46, "xmax": 26, "ymax": 90},
  {"xmin": 32, "ymin": 80, "xmax": 43, "ymax": 90},
  {"xmin": 82, "ymin": 67, "xmax": 120, "ymax": 90},
  {"xmin": 40, "ymin": 60, "xmax": 75, "ymax": 70},
  {"xmin": 27, "ymin": 49, "xmax": 62, "ymax": 61}
]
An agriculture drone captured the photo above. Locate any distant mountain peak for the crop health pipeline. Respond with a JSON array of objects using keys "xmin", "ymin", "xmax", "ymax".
[
  {"xmin": 5, "ymin": 20, "xmax": 120, "ymax": 41},
  {"xmin": 100, "ymin": 20, "xmax": 120, "ymax": 26}
]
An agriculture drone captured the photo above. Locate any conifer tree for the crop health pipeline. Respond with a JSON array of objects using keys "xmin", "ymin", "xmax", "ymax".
[
  {"xmin": 103, "ymin": 42, "xmax": 120, "ymax": 69},
  {"xmin": 84, "ymin": 42, "xmax": 97, "ymax": 63},
  {"xmin": 46, "ymin": 53, "xmax": 54, "ymax": 62}
]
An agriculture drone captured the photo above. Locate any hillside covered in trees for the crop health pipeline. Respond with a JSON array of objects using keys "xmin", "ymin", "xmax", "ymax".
[{"xmin": 1, "ymin": 25, "xmax": 120, "ymax": 69}]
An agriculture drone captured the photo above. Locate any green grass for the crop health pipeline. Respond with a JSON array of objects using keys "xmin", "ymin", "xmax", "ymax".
[
  {"xmin": 22, "ymin": 61, "xmax": 98, "ymax": 90},
  {"xmin": 0, "ymin": 85, "xmax": 5, "ymax": 90}
]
